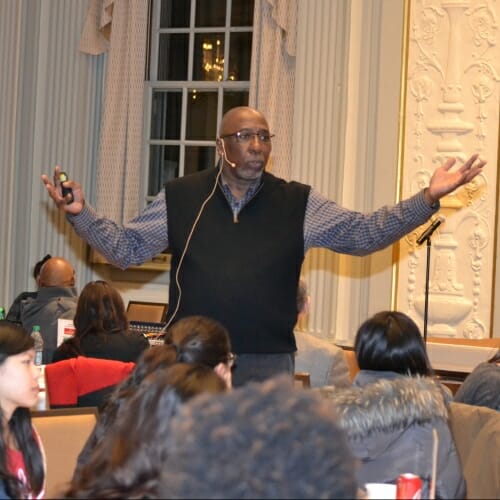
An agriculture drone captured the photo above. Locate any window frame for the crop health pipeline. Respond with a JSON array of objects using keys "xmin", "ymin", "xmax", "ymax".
[{"xmin": 142, "ymin": 0, "xmax": 253, "ymax": 205}]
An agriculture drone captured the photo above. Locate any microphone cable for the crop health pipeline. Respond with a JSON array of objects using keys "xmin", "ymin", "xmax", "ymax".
[{"xmin": 161, "ymin": 164, "xmax": 223, "ymax": 333}]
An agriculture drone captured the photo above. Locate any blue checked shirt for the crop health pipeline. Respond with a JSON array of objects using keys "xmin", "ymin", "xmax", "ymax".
[{"xmin": 69, "ymin": 181, "xmax": 437, "ymax": 270}]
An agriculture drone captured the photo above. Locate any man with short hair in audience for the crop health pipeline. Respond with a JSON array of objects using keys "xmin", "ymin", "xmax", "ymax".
[
  {"xmin": 294, "ymin": 278, "xmax": 351, "ymax": 388},
  {"xmin": 158, "ymin": 375, "xmax": 359, "ymax": 499},
  {"xmin": 6, "ymin": 253, "xmax": 52, "ymax": 323},
  {"xmin": 21, "ymin": 256, "xmax": 78, "ymax": 363}
]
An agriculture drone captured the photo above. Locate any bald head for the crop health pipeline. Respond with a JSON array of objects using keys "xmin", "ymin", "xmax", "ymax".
[
  {"xmin": 218, "ymin": 106, "xmax": 269, "ymax": 137},
  {"xmin": 39, "ymin": 257, "xmax": 75, "ymax": 288}
]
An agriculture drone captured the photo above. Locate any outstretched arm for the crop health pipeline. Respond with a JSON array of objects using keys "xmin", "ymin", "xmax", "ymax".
[
  {"xmin": 41, "ymin": 165, "xmax": 169, "ymax": 269},
  {"xmin": 424, "ymin": 154, "xmax": 486, "ymax": 206},
  {"xmin": 305, "ymin": 153, "xmax": 487, "ymax": 256}
]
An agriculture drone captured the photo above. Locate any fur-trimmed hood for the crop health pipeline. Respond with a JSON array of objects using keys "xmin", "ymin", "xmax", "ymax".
[{"xmin": 327, "ymin": 372, "xmax": 449, "ymax": 441}]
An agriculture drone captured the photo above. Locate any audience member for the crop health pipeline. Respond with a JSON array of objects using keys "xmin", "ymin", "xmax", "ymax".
[
  {"xmin": 454, "ymin": 349, "xmax": 500, "ymax": 411},
  {"xmin": 0, "ymin": 321, "xmax": 45, "ymax": 498},
  {"xmin": 158, "ymin": 375, "xmax": 358, "ymax": 499},
  {"xmin": 6, "ymin": 254, "xmax": 52, "ymax": 323},
  {"xmin": 52, "ymin": 280, "xmax": 149, "ymax": 363},
  {"xmin": 294, "ymin": 278, "xmax": 351, "ymax": 388},
  {"xmin": 20, "ymin": 256, "xmax": 78, "ymax": 364},
  {"xmin": 73, "ymin": 344, "xmax": 177, "ymax": 478},
  {"xmin": 64, "ymin": 363, "xmax": 226, "ymax": 498},
  {"xmin": 74, "ymin": 316, "xmax": 233, "ymax": 482},
  {"xmin": 164, "ymin": 315, "xmax": 234, "ymax": 388},
  {"xmin": 42, "ymin": 106, "xmax": 486, "ymax": 387},
  {"xmin": 324, "ymin": 311, "xmax": 465, "ymax": 499}
]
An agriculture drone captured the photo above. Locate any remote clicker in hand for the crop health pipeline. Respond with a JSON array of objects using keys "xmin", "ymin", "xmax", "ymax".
[{"xmin": 59, "ymin": 171, "xmax": 73, "ymax": 204}]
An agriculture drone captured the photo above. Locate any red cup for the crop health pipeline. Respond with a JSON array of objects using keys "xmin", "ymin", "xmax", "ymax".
[{"xmin": 396, "ymin": 473, "xmax": 422, "ymax": 499}]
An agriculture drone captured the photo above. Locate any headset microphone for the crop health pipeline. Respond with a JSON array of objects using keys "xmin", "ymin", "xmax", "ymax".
[{"xmin": 220, "ymin": 139, "xmax": 236, "ymax": 168}]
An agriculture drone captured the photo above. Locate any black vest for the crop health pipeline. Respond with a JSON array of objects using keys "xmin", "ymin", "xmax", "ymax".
[{"xmin": 165, "ymin": 168, "xmax": 310, "ymax": 354}]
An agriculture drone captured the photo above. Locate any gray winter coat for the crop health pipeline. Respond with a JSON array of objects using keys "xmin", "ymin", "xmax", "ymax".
[{"xmin": 327, "ymin": 371, "xmax": 466, "ymax": 499}]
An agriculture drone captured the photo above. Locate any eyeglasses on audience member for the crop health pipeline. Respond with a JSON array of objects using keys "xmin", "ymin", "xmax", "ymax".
[{"xmin": 226, "ymin": 352, "xmax": 237, "ymax": 368}]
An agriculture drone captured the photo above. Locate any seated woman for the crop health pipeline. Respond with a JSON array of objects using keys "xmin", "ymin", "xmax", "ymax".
[
  {"xmin": 52, "ymin": 280, "xmax": 149, "ymax": 363},
  {"xmin": 454, "ymin": 348, "xmax": 500, "ymax": 411},
  {"xmin": 164, "ymin": 315, "xmax": 235, "ymax": 388},
  {"xmin": 73, "ymin": 344, "xmax": 177, "ymax": 478},
  {"xmin": 74, "ymin": 315, "xmax": 234, "ymax": 477},
  {"xmin": 325, "ymin": 311, "xmax": 465, "ymax": 499},
  {"xmin": 0, "ymin": 321, "xmax": 45, "ymax": 498},
  {"xmin": 64, "ymin": 362, "xmax": 227, "ymax": 498}
]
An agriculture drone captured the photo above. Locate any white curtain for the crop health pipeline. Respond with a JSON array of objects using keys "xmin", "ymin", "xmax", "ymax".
[
  {"xmin": 80, "ymin": 0, "xmax": 149, "ymax": 222},
  {"xmin": 250, "ymin": 0, "xmax": 297, "ymax": 180}
]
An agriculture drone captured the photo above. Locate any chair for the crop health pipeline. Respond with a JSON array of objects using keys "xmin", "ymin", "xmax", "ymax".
[
  {"xmin": 448, "ymin": 402, "xmax": 500, "ymax": 499},
  {"xmin": 126, "ymin": 300, "xmax": 168, "ymax": 323},
  {"xmin": 32, "ymin": 407, "xmax": 98, "ymax": 498},
  {"xmin": 45, "ymin": 357, "xmax": 135, "ymax": 409}
]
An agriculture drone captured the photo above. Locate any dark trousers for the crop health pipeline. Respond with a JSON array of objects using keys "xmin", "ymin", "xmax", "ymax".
[{"xmin": 231, "ymin": 353, "xmax": 295, "ymax": 387}]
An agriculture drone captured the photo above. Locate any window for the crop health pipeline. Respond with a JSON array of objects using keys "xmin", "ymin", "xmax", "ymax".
[{"xmin": 145, "ymin": 0, "xmax": 254, "ymax": 202}]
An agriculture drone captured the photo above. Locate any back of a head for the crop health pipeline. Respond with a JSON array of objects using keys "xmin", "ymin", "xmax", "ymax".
[
  {"xmin": 488, "ymin": 349, "xmax": 500, "ymax": 364},
  {"xmin": 159, "ymin": 376, "xmax": 358, "ymax": 499},
  {"xmin": 0, "ymin": 320, "xmax": 33, "ymax": 364},
  {"xmin": 33, "ymin": 254, "xmax": 52, "ymax": 281},
  {"xmin": 73, "ymin": 280, "xmax": 128, "ymax": 337},
  {"xmin": 354, "ymin": 311, "xmax": 432, "ymax": 376},
  {"xmin": 453, "ymin": 350, "xmax": 500, "ymax": 411},
  {"xmin": 96, "ymin": 344, "xmax": 178, "ymax": 429},
  {"xmin": 113, "ymin": 362, "xmax": 227, "ymax": 440},
  {"xmin": 38, "ymin": 256, "xmax": 75, "ymax": 288},
  {"xmin": 164, "ymin": 315, "xmax": 232, "ymax": 369},
  {"xmin": 66, "ymin": 363, "xmax": 226, "ymax": 498},
  {"xmin": 127, "ymin": 344, "xmax": 177, "ymax": 387}
]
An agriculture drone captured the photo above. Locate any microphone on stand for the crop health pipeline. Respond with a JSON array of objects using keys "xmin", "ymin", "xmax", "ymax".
[{"xmin": 416, "ymin": 216, "xmax": 445, "ymax": 246}]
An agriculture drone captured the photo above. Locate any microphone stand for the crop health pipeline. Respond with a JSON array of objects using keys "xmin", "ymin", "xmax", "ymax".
[
  {"xmin": 417, "ymin": 216, "xmax": 444, "ymax": 345},
  {"xmin": 422, "ymin": 237, "xmax": 432, "ymax": 344}
]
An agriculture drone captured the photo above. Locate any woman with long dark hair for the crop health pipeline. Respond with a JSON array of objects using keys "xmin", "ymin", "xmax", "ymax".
[
  {"xmin": 64, "ymin": 363, "xmax": 226, "ymax": 498},
  {"xmin": 0, "ymin": 321, "xmax": 45, "ymax": 498},
  {"xmin": 164, "ymin": 315, "xmax": 235, "ymax": 388},
  {"xmin": 52, "ymin": 280, "xmax": 148, "ymax": 363},
  {"xmin": 73, "ymin": 315, "xmax": 234, "ymax": 484},
  {"xmin": 326, "ymin": 311, "xmax": 465, "ymax": 499}
]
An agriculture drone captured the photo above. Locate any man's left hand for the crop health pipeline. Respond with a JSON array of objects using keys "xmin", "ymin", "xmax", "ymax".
[{"xmin": 425, "ymin": 154, "xmax": 486, "ymax": 206}]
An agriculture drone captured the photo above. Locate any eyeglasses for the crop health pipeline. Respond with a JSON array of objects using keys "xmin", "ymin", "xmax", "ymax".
[
  {"xmin": 221, "ymin": 130, "xmax": 275, "ymax": 144},
  {"xmin": 226, "ymin": 352, "xmax": 237, "ymax": 367}
]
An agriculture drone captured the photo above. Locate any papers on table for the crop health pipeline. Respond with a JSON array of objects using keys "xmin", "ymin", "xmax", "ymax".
[{"xmin": 57, "ymin": 318, "xmax": 75, "ymax": 346}]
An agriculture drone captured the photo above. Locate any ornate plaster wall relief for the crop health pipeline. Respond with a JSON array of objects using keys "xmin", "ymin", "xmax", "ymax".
[{"xmin": 396, "ymin": 0, "xmax": 498, "ymax": 339}]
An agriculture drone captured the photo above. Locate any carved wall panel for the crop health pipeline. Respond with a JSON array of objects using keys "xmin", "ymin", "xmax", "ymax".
[{"xmin": 396, "ymin": 0, "xmax": 499, "ymax": 338}]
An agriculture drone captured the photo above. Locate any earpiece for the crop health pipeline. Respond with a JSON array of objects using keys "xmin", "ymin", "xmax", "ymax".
[{"xmin": 220, "ymin": 139, "xmax": 236, "ymax": 168}]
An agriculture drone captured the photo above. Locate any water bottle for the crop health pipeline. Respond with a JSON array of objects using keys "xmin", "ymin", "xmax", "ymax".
[
  {"xmin": 0, "ymin": 307, "xmax": 5, "ymax": 320},
  {"xmin": 31, "ymin": 325, "xmax": 44, "ymax": 366}
]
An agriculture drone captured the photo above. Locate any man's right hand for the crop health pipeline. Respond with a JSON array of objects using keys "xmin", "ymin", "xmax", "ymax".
[{"xmin": 41, "ymin": 165, "xmax": 85, "ymax": 215}]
